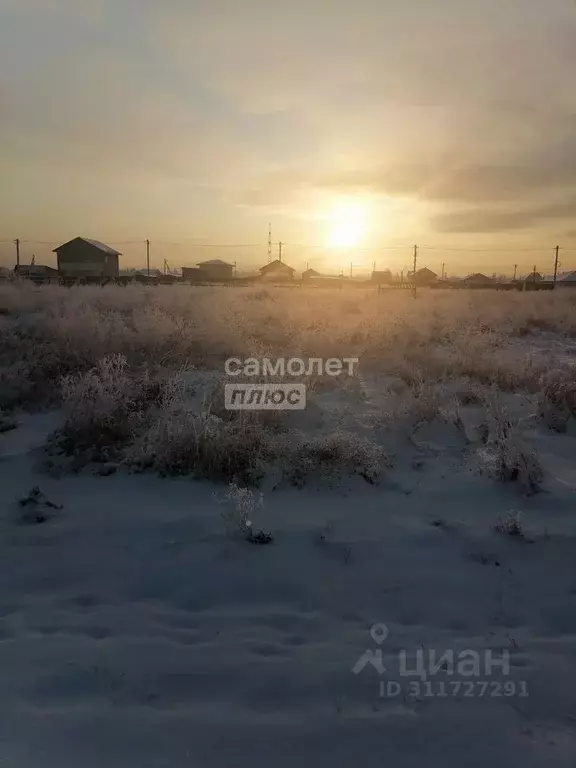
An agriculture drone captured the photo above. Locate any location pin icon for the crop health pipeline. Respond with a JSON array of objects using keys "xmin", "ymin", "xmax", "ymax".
[{"xmin": 370, "ymin": 623, "xmax": 389, "ymax": 645}]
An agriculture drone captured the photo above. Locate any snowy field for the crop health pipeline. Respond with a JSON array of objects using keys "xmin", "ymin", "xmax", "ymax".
[{"xmin": 1, "ymin": 282, "xmax": 576, "ymax": 767}]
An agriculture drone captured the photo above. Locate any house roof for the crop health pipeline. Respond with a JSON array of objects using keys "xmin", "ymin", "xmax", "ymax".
[
  {"xmin": 465, "ymin": 273, "xmax": 494, "ymax": 282},
  {"xmin": 259, "ymin": 259, "xmax": 295, "ymax": 273},
  {"xmin": 119, "ymin": 268, "xmax": 162, "ymax": 278},
  {"xmin": 197, "ymin": 259, "xmax": 234, "ymax": 267},
  {"xmin": 302, "ymin": 268, "xmax": 321, "ymax": 277},
  {"xmin": 560, "ymin": 271, "xmax": 576, "ymax": 282},
  {"xmin": 53, "ymin": 237, "xmax": 121, "ymax": 256},
  {"xmin": 137, "ymin": 269, "xmax": 163, "ymax": 277},
  {"xmin": 14, "ymin": 264, "xmax": 58, "ymax": 275}
]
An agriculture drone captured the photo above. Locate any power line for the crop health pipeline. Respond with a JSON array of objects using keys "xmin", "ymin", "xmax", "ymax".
[
  {"xmin": 2, "ymin": 239, "xmax": 150, "ymax": 246},
  {"xmin": 151, "ymin": 242, "xmax": 265, "ymax": 248},
  {"xmin": 419, "ymin": 246, "xmax": 554, "ymax": 253},
  {"xmin": 2, "ymin": 237, "xmax": 576, "ymax": 255},
  {"xmin": 279, "ymin": 243, "xmax": 411, "ymax": 252}
]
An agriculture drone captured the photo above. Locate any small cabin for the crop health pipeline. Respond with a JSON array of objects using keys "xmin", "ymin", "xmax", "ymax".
[
  {"xmin": 53, "ymin": 237, "xmax": 121, "ymax": 280},
  {"xmin": 259, "ymin": 259, "xmax": 296, "ymax": 282},
  {"xmin": 409, "ymin": 267, "xmax": 438, "ymax": 286},
  {"xmin": 371, "ymin": 269, "xmax": 393, "ymax": 285},
  {"xmin": 196, "ymin": 259, "xmax": 234, "ymax": 281},
  {"xmin": 464, "ymin": 273, "xmax": 495, "ymax": 287}
]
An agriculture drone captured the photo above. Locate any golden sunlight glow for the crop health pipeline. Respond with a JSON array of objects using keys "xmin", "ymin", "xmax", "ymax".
[{"xmin": 325, "ymin": 197, "xmax": 370, "ymax": 248}]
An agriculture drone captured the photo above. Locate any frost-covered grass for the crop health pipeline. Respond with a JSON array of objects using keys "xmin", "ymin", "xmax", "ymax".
[
  {"xmin": 2, "ymin": 282, "xmax": 576, "ymax": 486},
  {"xmin": 1, "ymin": 282, "xmax": 576, "ymax": 399}
]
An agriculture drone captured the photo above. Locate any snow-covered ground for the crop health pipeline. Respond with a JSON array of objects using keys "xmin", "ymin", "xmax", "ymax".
[
  {"xmin": 2, "ymin": 393, "xmax": 576, "ymax": 767},
  {"xmin": 2, "ymin": 285, "xmax": 576, "ymax": 765}
]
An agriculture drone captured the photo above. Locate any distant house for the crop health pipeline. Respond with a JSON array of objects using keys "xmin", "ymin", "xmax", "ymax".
[
  {"xmin": 259, "ymin": 259, "xmax": 296, "ymax": 281},
  {"xmin": 53, "ymin": 237, "xmax": 121, "ymax": 280},
  {"xmin": 14, "ymin": 264, "xmax": 58, "ymax": 283},
  {"xmin": 464, "ymin": 273, "xmax": 494, "ymax": 287},
  {"xmin": 409, "ymin": 267, "xmax": 437, "ymax": 286},
  {"xmin": 524, "ymin": 271, "xmax": 543, "ymax": 283},
  {"xmin": 300, "ymin": 269, "xmax": 350, "ymax": 287},
  {"xmin": 182, "ymin": 267, "xmax": 204, "ymax": 283},
  {"xmin": 119, "ymin": 268, "xmax": 163, "ymax": 281},
  {"xmin": 371, "ymin": 269, "xmax": 393, "ymax": 285},
  {"xmin": 559, "ymin": 271, "xmax": 576, "ymax": 287},
  {"xmin": 196, "ymin": 259, "xmax": 234, "ymax": 282}
]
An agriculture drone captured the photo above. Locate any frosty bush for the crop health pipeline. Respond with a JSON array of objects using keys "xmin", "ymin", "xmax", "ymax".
[
  {"xmin": 479, "ymin": 401, "xmax": 543, "ymax": 494},
  {"xmin": 288, "ymin": 431, "xmax": 385, "ymax": 486},
  {"xmin": 377, "ymin": 380, "xmax": 444, "ymax": 430},
  {"xmin": 55, "ymin": 354, "xmax": 163, "ymax": 460},
  {"xmin": 538, "ymin": 368, "xmax": 576, "ymax": 432},
  {"xmin": 129, "ymin": 407, "xmax": 274, "ymax": 485},
  {"xmin": 494, "ymin": 509, "xmax": 525, "ymax": 537},
  {"xmin": 216, "ymin": 483, "xmax": 264, "ymax": 538}
]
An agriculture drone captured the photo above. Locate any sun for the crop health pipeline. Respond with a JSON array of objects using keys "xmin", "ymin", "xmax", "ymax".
[{"xmin": 325, "ymin": 197, "xmax": 369, "ymax": 248}]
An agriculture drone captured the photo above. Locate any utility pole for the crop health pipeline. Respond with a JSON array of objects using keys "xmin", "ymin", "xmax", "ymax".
[
  {"xmin": 533, "ymin": 264, "xmax": 537, "ymax": 283},
  {"xmin": 278, "ymin": 241, "xmax": 282, "ymax": 262},
  {"xmin": 412, "ymin": 244, "xmax": 418, "ymax": 298},
  {"xmin": 441, "ymin": 262, "xmax": 445, "ymax": 281},
  {"xmin": 268, "ymin": 223, "xmax": 272, "ymax": 263},
  {"xmin": 513, "ymin": 264, "xmax": 517, "ymax": 281},
  {"xmin": 553, "ymin": 245, "xmax": 560, "ymax": 288},
  {"xmin": 146, "ymin": 239, "xmax": 150, "ymax": 277},
  {"xmin": 14, "ymin": 238, "xmax": 20, "ymax": 268}
]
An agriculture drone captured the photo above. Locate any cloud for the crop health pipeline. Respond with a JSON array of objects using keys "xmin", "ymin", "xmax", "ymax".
[
  {"xmin": 149, "ymin": 0, "xmax": 576, "ymax": 231},
  {"xmin": 238, "ymin": 123, "xmax": 576, "ymax": 226},
  {"xmin": 431, "ymin": 196, "xmax": 576, "ymax": 234},
  {"xmin": 238, "ymin": 104, "xmax": 576, "ymax": 235},
  {"xmin": 151, "ymin": 0, "xmax": 576, "ymax": 116},
  {"xmin": 2, "ymin": 57, "xmax": 248, "ymax": 180},
  {"xmin": 0, "ymin": 0, "xmax": 104, "ymax": 15},
  {"xmin": 3, "ymin": 0, "xmax": 576, "ymax": 242},
  {"xmin": 322, "ymin": 133, "xmax": 576, "ymax": 202}
]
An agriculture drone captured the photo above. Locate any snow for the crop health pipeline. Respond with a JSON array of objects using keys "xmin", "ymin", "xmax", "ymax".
[{"xmin": 1, "ymin": 402, "xmax": 576, "ymax": 767}]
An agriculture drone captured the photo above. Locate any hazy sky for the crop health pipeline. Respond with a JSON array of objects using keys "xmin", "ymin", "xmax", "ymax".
[{"xmin": 1, "ymin": 0, "xmax": 576, "ymax": 273}]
